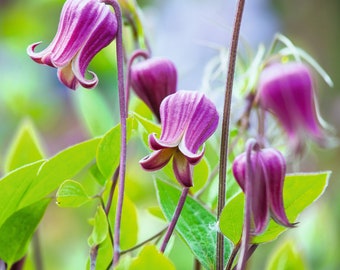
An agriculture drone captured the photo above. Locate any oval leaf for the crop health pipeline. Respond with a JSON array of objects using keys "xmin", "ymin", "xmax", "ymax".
[
  {"xmin": 56, "ymin": 180, "xmax": 91, "ymax": 208},
  {"xmin": 155, "ymin": 179, "xmax": 232, "ymax": 269},
  {"xmin": 219, "ymin": 172, "xmax": 331, "ymax": 245},
  {"xmin": 88, "ymin": 206, "xmax": 109, "ymax": 247}
]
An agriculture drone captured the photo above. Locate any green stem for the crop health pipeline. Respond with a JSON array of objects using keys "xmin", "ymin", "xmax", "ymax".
[
  {"xmin": 104, "ymin": 165, "xmax": 120, "ymax": 215},
  {"xmin": 120, "ymin": 227, "xmax": 167, "ymax": 255},
  {"xmin": 216, "ymin": 0, "xmax": 246, "ymax": 269}
]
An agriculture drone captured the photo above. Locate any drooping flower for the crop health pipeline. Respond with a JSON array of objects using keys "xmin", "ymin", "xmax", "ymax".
[
  {"xmin": 140, "ymin": 91, "xmax": 219, "ymax": 187},
  {"xmin": 232, "ymin": 139, "xmax": 295, "ymax": 234},
  {"xmin": 257, "ymin": 61, "xmax": 327, "ymax": 153},
  {"xmin": 27, "ymin": 0, "xmax": 118, "ymax": 90},
  {"xmin": 130, "ymin": 57, "xmax": 177, "ymax": 121}
]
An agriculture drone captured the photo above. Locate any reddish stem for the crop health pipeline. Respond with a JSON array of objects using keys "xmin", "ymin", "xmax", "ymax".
[
  {"xmin": 160, "ymin": 187, "xmax": 189, "ymax": 253},
  {"xmin": 102, "ymin": 0, "xmax": 127, "ymax": 266},
  {"xmin": 216, "ymin": 0, "xmax": 246, "ymax": 268}
]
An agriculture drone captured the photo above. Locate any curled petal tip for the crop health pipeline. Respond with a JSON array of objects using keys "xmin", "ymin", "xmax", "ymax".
[
  {"xmin": 27, "ymin": 42, "xmax": 42, "ymax": 60},
  {"xmin": 27, "ymin": 42, "xmax": 53, "ymax": 66},
  {"xmin": 140, "ymin": 149, "xmax": 174, "ymax": 171},
  {"xmin": 178, "ymin": 143, "xmax": 205, "ymax": 165},
  {"xmin": 271, "ymin": 214, "xmax": 298, "ymax": 229},
  {"xmin": 76, "ymin": 70, "xmax": 99, "ymax": 89}
]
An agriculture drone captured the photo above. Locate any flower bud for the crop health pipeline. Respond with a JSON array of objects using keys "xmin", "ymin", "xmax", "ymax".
[
  {"xmin": 232, "ymin": 141, "xmax": 295, "ymax": 234},
  {"xmin": 130, "ymin": 57, "xmax": 177, "ymax": 121},
  {"xmin": 257, "ymin": 62, "xmax": 327, "ymax": 153}
]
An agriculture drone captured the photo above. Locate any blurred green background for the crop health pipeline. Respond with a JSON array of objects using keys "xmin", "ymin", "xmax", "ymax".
[{"xmin": 0, "ymin": 0, "xmax": 339, "ymax": 269}]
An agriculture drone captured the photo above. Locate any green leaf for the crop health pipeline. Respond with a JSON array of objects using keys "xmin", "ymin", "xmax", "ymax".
[
  {"xmin": 56, "ymin": 180, "xmax": 91, "ymax": 208},
  {"xmin": 89, "ymin": 163, "xmax": 107, "ymax": 186},
  {"xmin": 20, "ymin": 137, "xmax": 101, "ymax": 208},
  {"xmin": 88, "ymin": 206, "xmax": 109, "ymax": 247},
  {"xmin": 0, "ymin": 198, "xmax": 50, "ymax": 266},
  {"xmin": 0, "ymin": 161, "xmax": 44, "ymax": 228},
  {"xmin": 219, "ymin": 172, "xmax": 330, "ymax": 245},
  {"xmin": 93, "ymin": 233, "xmax": 114, "ymax": 270},
  {"xmin": 218, "ymin": 192, "xmax": 244, "ymax": 245},
  {"xmin": 155, "ymin": 179, "xmax": 232, "ymax": 270},
  {"xmin": 0, "ymin": 138, "xmax": 100, "ymax": 230},
  {"xmin": 254, "ymin": 172, "xmax": 330, "ymax": 243},
  {"xmin": 129, "ymin": 245, "xmax": 175, "ymax": 270},
  {"xmin": 74, "ymin": 88, "xmax": 115, "ymax": 137},
  {"xmin": 266, "ymin": 240, "xmax": 307, "ymax": 270},
  {"xmin": 4, "ymin": 119, "xmax": 44, "ymax": 172},
  {"xmin": 97, "ymin": 117, "xmax": 134, "ymax": 179},
  {"xmin": 191, "ymin": 157, "xmax": 210, "ymax": 194},
  {"xmin": 133, "ymin": 112, "xmax": 161, "ymax": 147},
  {"xmin": 114, "ymin": 255, "xmax": 132, "ymax": 270},
  {"xmin": 147, "ymin": 206, "xmax": 166, "ymax": 220}
]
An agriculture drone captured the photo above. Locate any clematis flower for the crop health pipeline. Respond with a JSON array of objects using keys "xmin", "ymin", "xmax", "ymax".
[
  {"xmin": 130, "ymin": 57, "xmax": 177, "ymax": 121},
  {"xmin": 140, "ymin": 91, "xmax": 219, "ymax": 187},
  {"xmin": 232, "ymin": 139, "xmax": 295, "ymax": 234},
  {"xmin": 27, "ymin": 0, "xmax": 117, "ymax": 90},
  {"xmin": 257, "ymin": 61, "xmax": 327, "ymax": 153}
]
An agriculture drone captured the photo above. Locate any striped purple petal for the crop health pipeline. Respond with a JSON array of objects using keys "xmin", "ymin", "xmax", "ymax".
[
  {"xmin": 27, "ymin": 0, "xmax": 117, "ymax": 89},
  {"xmin": 261, "ymin": 148, "xmax": 295, "ymax": 228},
  {"xmin": 232, "ymin": 143, "xmax": 294, "ymax": 235},
  {"xmin": 151, "ymin": 91, "xmax": 203, "ymax": 149},
  {"xmin": 179, "ymin": 92, "xmax": 219, "ymax": 159}
]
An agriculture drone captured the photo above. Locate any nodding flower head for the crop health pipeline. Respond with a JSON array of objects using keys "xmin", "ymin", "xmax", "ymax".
[
  {"xmin": 257, "ymin": 61, "xmax": 328, "ymax": 153},
  {"xmin": 232, "ymin": 139, "xmax": 295, "ymax": 234},
  {"xmin": 27, "ymin": 0, "xmax": 117, "ymax": 90},
  {"xmin": 140, "ymin": 91, "xmax": 219, "ymax": 187},
  {"xmin": 130, "ymin": 57, "xmax": 177, "ymax": 121}
]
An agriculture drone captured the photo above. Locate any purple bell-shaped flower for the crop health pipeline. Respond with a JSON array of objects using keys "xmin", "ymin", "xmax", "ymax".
[
  {"xmin": 232, "ymin": 139, "xmax": 295, "ymax": 234},
  {"xmin": 140, "ymin": 90, "xmax": 219, "ymax": 187},
  {"xmin": 257, "ymin": 62, "xmax": 327, "ymax": 153},
  {"xmin": 130, "ymin": 57, "xmax": 177, "ymax": 121},
  {"xmin": 27, "ymin": 0, "xmax": 118, "ymax": 90}
]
